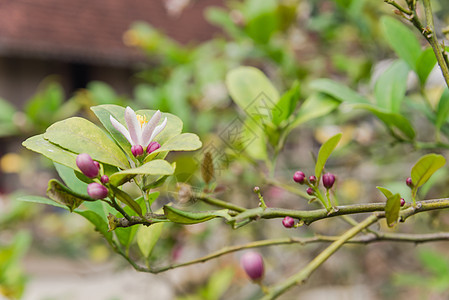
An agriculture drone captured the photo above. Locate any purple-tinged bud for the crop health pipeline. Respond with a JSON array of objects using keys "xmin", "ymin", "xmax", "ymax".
[
  {"xmin": 93, "ymin": 161, "xmax": 100, "ymax": 169},
  {"xmin": 131, "ymin": 145, "xmax": 144, "ymax": 157},
  {"xmin": 322, "ymin": 172, "xmax": 336, "ymax": 189},
  {"xmin": 309, "ymin": 175, "xmax": 317, "ymax": 184},
  {"xmin": 241, "ymin": 251, "xmax": 264, "ymax": 282},
  {"xmin": 87, "ymin": 182, "xmax": 108, "ymax": 199},
  {"xmin": 253, "ymin": 186, "xmax": 260, "ymax": 193},
  {"xmin": 282, "ymin": 216, "xmax": 295, "ymax": 228},
  {"xmin": 101, "ymin": 175, "xmax": 109, "ymax": 184},
  {"xmin": 406, "ymin": 177, "xmax": 413, "ymax": 187},
  {"xmin": 306, "ymin": 187, "xmax": 314, "ymax": 195},
  {"xmin": 147, "ymin": 141, "xmax": 161, "ymax": 154},
  {"xmin": 293, "ymin": 171, "xmax": 306, "ymax": 184},
  {"xmin": 400, "ymin": 198, "xmax": 405, "ymax": 206},
  {"xmin": 76, "ymin": 153, "xmax": 99, "ymax": 178}
]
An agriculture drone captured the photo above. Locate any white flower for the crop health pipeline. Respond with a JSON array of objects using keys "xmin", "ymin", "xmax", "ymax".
[{"xmin": 110, "ymin": 106, "xmax": 167, "ymax": 148}]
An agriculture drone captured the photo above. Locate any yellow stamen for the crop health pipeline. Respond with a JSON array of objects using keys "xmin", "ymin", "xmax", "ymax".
[{"xmin": 136, "ymin": 115, "xmax": 147, "ymax": 127}]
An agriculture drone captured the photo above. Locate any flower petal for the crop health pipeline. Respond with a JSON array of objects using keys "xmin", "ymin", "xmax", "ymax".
[
  {"xmin": 124, "ymin": 106, "xmax": 141, "ymax": 146},
  {"xmin": 110, "ymin": 115, "xmax": 133, "ymax": 145},
  {"xmin": 150, "ymin": 117, "xmax": 167, "ymax": 142},
  {"xmin": 141, "ymin": 110, "xmax": 161, "ymax": 147}
]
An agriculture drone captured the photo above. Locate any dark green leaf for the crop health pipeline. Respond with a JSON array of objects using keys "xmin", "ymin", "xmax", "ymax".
[
  {"xmin": 17, "ymin": 195, "xmax": 68, "ymax": 210},
  {"xmin": 110, "ymin": 186, "xmax": 142, "ymax": 216},
  {"xmin": 163, "ymin": 206, "xmax": 230, "ymax": 224},
  {"xmin": 381, "ymin": 16, "xmax": 422, "ymax": 70},
  {"xmin": 416, "ymin": 47, "xmax": 437, "ymax": 85},
  {"xmin": 47, "ymin": 179, "xmax": 96, "ymax": 211},
  {"xmin": 44, "ymin": 117, "xmax": 129, "ymax": 169},
  {"xmin": 54, "ymin": 163, "xmax": 89, "ymax": 197},
  {"xmin": 309, "ymin": 79, "xmax": 368, "ymax": 104},
  {"xmin": 315, "ymin": 133, "xmax": 342, "ymax": 179},
  {"xmin": 385, "ymin": 193, "xmax": 401, "ymax": 227},
  {"xmin": 272, "ymin": 81, "xmax": 301, "ymax": 126},
  {"xmin": 374, "ymin": 60, "xmax": 409, "ymax": 113}
]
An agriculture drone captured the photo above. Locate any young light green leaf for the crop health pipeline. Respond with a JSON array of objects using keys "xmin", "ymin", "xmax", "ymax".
[
  {"xmin": 163, "ymin": 206, "xmax": 230, "ymax": 224},
  {"xmin": 44, "ymin": 117, "xmax": 129, "ymax": 169},
  {"xmin": 374, "ymin": 60, "xmax": 409, "ymax": 113},
  {"xmin": 17, "ymin": 195, "xmax": 68, "ymax": 210},
  {"xmin": 146, "ymin": 133, "xmax": 202, "ymax": 156},
  {"xmin": 376, "ymin": 186, "xmax": 394, "ymax": 199},
  {"xmin": 309, "ymin": 79, "xmax": 368, "ymax": 104},
  {"xmin": 289, "ymin": 93, "xmax": 340, "ymax": 129},
  {"xmin": 385, "ymin": 193, "xmax": 401, "ymax": 227},
  {"xmin": 315, "ymin": 133, "xmax": 342, "ymax": 179},
  {"xmin": 137, "ymin": 223, "xmax": 164, "ymax": 258},
  {"xmin": 47, "ymin": 179, "xmax": 94, "ymax": 212},
  {"xmin": 272, "ymin": 81, "xmax": 301, "ymax": 126},
  {"xmin": 226, "ymin": 67, "xmax": 280, "ymax": 114},
  {"xmin": 110, "ymin": 186, "xmax": 142, "ymax": 216},
  {"xmin": 109, "ymin": 159, "xmax": 174, "ymax": 186},
  {"xmin": 411, "ymin": 154, "xmax": 446, "ymax": 188},
  {"xmin": 416, "ymin": 47, "xmax": 437, "ymax": 86},
  {"xmin": 381, "ymin": 16, "xmax": 422, "ymax": 71},
  {"xmin": 353, "ymin": 104, "xmax": 415, "ymax": 140},
  {"xmin": 436, "ymin": 89, "xmax": 449, "ymax": 130},
  {"xmin": 22, "ymin": 134, "xmax": 78, "ymax": 170}
]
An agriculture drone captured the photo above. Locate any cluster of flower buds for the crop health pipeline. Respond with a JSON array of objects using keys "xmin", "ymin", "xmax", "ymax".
[
  {"xmin": 240, "ymin": 251, "xmax": 265, "ymax": 282},
  {"xmin": 293, "ymin": 170, "xmax": 336, "ymax": 190},
  {"xmin": 76, "ymin": 153, "xmax": 109, "ymax": 199},
  {"xmin": 131, "ymin": 141, "xmax": 161, "ymax": 158}
]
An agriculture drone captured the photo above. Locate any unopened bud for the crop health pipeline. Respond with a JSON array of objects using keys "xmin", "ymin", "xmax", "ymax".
[
  {"xmin": 293, "ymin": 171, "xmax": 306, "ymax": 184},
  {"xmin": 400, "ymin": 198, "xmax": 406, "ymax": 206},
  {"xmin": 309, "ymin": 175, "xmax": 317, "ymax": 184},
  {"xmin": 241, "ymin": 251, "xmax": 264, "ymax": 282},
  {"xmin": 282, "ymin": 216, "xmax": 295, "ymax": 228},
  {"xmin": 406, "ymin": 177, "xmax": 413, "ymax": 187},
  {"xmin": 253, "ymin": 186, "xmax": 260, "ymax": 193},
  {"xmin": 322, "ymin": 172, "xmax": 336, "ymax": 189},
  {"xmin": 101, "ymin": 175, "xmax": 109, "ymax": 184},
  {"xmin": 307, "ymin": 187, "xmax": 314, "ymax": 195},
  {"xmin": 147, "ymin": 141, "xmax": 161, "ymax": 154},
  {"xmin": 87, "ymin": 182, "xmax": 108, "ymax": 199},
  {"xmin": 76, "ymin": 153, "xmax": 99, "ymax": 178},
  {"xmin": 131, "ymin": 145, "xmax": 144, "ymax": 157}
]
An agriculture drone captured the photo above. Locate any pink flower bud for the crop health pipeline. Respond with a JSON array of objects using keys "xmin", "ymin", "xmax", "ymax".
[
  {"xmin": 400, "ymin": 198, "xmax": 406, "ymax": 206},
  {"xmin": 322, "ymin": 172, "xmax": 336, "ymax": 189},
  {"xmin": 282, "ymin": 216, "xmax": 295, "ymax": 228},
  {"xmin": 131, "ymin": 145, "xmax": 144, "ymax": 157},
  {"xmin": 147, "ymin": 141, "xmax": 161, "ymax": 154},
  {"xmin": 76, "ymin": 153, "xmax": 99, "ymax": 178},
  {"xmin": 306, "ymin": 187, "xmax": 314, "ymax": 195},
  {"xmin": 406, "ymin": 177, "xmax": 413, "ymax": 187},
  {"xmin": 87, "ymin": 182, "xmax": 108, "ymax": 199},
  {"xmin": 293, "ymin": 171, "xmax": 305, "ymax": 184},
  {"xmin": 101, "ymin": 175, "xmax": 109, "ymax": 184},
  {"xmin": 241, "ymin": 251, "xmax": 264, "ymax": 282},
  {"xmin": 309, "ymin": 175, "xmax": 317, "ymax": 184}
]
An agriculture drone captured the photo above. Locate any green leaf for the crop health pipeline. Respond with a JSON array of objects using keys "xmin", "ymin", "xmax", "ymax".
[
  {"xmin": 0, "ymin": 97, "xmax": 17, "ymax": 123},
  {"xmin": 244, "ymin": 0, "xmax": 278, "ymax": 43},
  {"xmin": 110, "ymin": 186, "xmax": 142, "ymax": 216},
  {"xmin": 272, "ymin": 81, "xmax": 301, "ymax": 126},
  {"xmin": 204, "ymin": 268, "xmax": 235, "ymax": 300},
  {"xmin": 436, "ymin": 89, "xmax": 449, "ymax": 130},
  {"xmin": 109, "ymin": 159, "xmax": 174, "ymax": 186},
  {"xmin": 226, "ymin": 67, "xmax": 280, "ymax": 114},
  {"xmin": 137, "ymin": 223, "xmax": 164, "ymax": 258},
  {"xmin": 374, "ymin": 60, "xmax": 409, "ymax": 113},
  {"xmin": 91, "ymin": 105, "xmax": 184, "ymax": 159},
  {"xmin": 353, "ymin": 104, "xmax": 415, "ymax": 139},
  {"xmin": 47, "ymin": 179, "xmax": 96, "ymax": 211},
  {"xmin": 416, "ymin": 47, "xmax": 437, "ymax": 85},
  {"xmin": 147, "ymin": 133, "xmax": 202, "ymax": 156},
  {"xmin": 376, "ymin": 186, "xmax": 394, "ymax": 199},
  {"xmin": 381, "ymin": 16, "xmax": 422, "ymax": 70},
  {"xmin": 43, "ymin": 117, "xmax": 129, "ymax": 169},
  {"xmin": 315, "ymin": 133, "xmax": 342, "ymax": 179},
  {"xmin": 243, "ymin": 118, "xmax": 267, "ymax": 160},
  {"xmin": 163, "ymin": 206, "xmax": 230, "ymax": 224},
  {"xmin": 289, "ymin": 93, "xmax": 340, "ymax": 129},
  {"xmin": 75, "ymin": 210, "xmax": 113, "ymax": 243},
  {"xmin": 17, "ymin": 195, "xmax": 68, "ymax": 210},
  {"xmin": 411, "ymin": 153, "xmax": 446, "ymax": 188},
  {"xmin": 309, "ymin": 79, "xmax": 368, "ymax": 104},
  {"xmin": 54, "ymin": 163, "xmax": 89, "ymax": 197},
  {"xmin": 385, "ymin": 193, "xmax": 401, "ymax": 227},
  {"xmin": 22, "ymin": 134, "xmax": 78, "ymax": 170},
  {"xmin": 418, "ymin": 249, "xmax": 449, "ymax": 278}
]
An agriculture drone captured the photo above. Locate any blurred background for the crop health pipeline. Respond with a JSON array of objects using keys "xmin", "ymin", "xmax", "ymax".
[{"xmin": 1, "ymin": 0, "xmax": 449, "ymax": 299}]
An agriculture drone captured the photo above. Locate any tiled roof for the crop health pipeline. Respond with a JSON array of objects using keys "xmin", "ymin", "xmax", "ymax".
[{"xmin": 0, "ymin": 0, "xmax": 222, "ymax": 66}]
